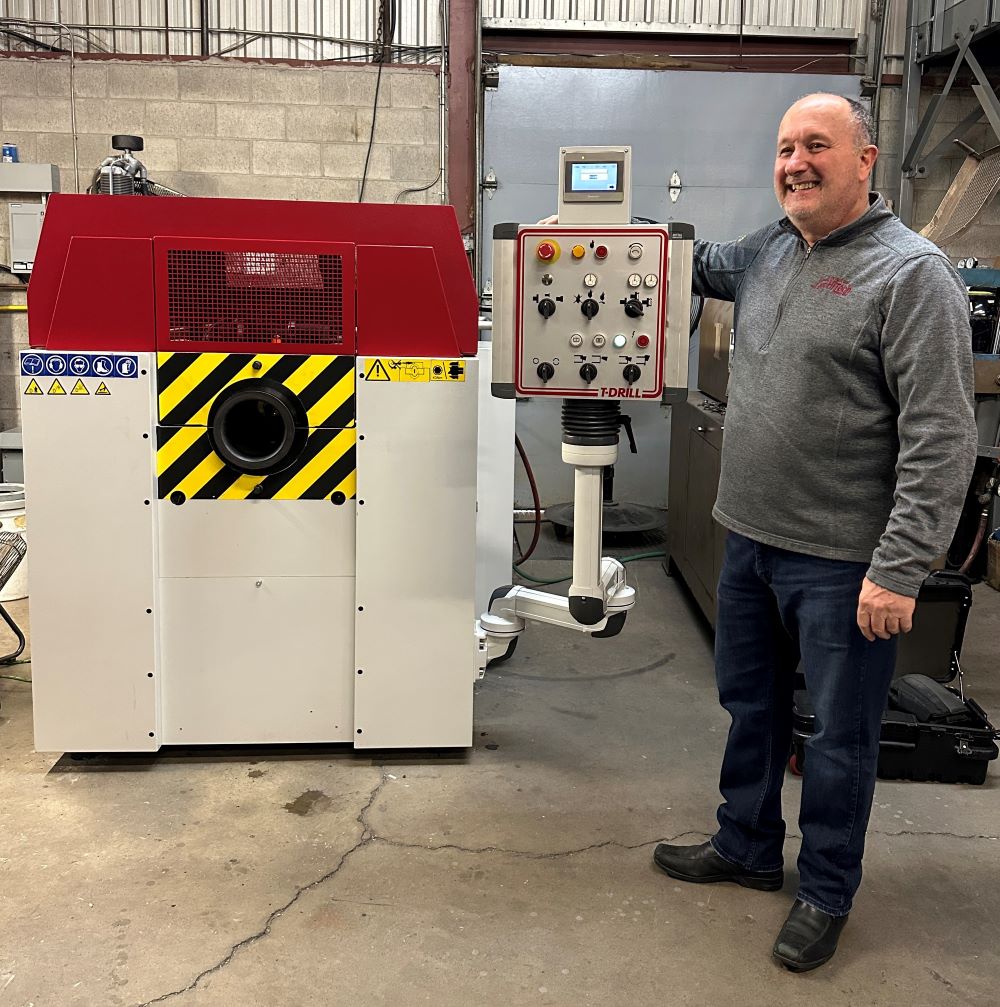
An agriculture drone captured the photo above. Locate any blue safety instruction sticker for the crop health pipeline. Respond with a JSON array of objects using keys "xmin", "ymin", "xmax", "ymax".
[{"xmin": 20, "ymin": 351, "xmax": 140, "ymax": 379}]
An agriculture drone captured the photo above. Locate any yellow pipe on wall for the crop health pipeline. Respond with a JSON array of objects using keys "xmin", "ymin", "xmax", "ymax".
[{"xmin": 0, "ymin": 305, "xmax": 27, "ymax": 312}]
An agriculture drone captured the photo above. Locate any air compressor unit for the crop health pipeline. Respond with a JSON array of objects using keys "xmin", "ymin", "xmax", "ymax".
[{"xmin": 21, "ymin": 194, "xmax": 484, "ymax": 752}]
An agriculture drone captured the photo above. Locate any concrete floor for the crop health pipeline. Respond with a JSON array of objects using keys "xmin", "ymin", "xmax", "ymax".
[{"xmin": 1, "ymin": 547, "xmax": 998, "ymax": 1007}]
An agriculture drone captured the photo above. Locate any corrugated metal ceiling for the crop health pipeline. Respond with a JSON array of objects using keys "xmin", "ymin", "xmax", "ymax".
[{"xmin": 0, "ymin": 0, "xmax": 863, "ymax": 59}]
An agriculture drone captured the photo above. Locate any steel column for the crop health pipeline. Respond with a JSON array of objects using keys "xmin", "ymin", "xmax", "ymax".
[{"xmin": 446, "ymin": 0, "xmax": 478, "ymax": 242}]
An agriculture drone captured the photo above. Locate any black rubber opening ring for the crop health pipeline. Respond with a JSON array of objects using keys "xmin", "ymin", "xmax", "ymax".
[{"xmin": 207, "ymin": 378, "xmax": 308, "ymax": 476}]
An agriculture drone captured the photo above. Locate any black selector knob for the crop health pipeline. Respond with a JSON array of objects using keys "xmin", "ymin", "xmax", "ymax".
[
  {"xmin": 537, "ymin": 362, "xmax": 556, "ymax": 382},
  {"xmin": 581, "ymin": 298, "xmax": 600, "ymax": 319},
  {"xmin": 579, "ymin": 363, "xmax": 598, "ymax": 383},
  {"xmin": 623, "ymin": 364, "xmax": 642, "ymax": 385},
  {"xmin": 538, "ymin": 297, "xmax": 556, "ymax": 318},
  {"xmin": 624, "ymin": 297, "xmax": 644, "ymax": 318}
]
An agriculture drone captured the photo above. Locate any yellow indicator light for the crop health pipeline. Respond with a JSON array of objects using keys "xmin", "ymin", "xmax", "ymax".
[{"xmin": 571, "ymin": 244, "xmax": 586, "ymax": 259}]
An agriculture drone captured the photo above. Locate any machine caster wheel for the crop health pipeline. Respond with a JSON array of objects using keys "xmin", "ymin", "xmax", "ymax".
[
  {"xmin": 485, "ymin": 585, "xmax": 519, "ymax": 667},
  {"xmin": 487, "ymin": 636, "xmax": 518, "ymax": 668}
]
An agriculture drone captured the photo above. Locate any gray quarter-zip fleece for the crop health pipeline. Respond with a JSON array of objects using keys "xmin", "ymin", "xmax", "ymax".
[{"xmin": 692, "ymin": 194, "xmax": 977, "ymax": 597}]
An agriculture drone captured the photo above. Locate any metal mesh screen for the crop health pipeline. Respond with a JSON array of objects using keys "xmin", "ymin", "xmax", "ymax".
[
  {"xmin": 921, "ymin": 149, "xmax": 1000, "ymax": 246},
  {"xmin": 166, "ymin": 249, "xmax": 344, "ymax": 345}
]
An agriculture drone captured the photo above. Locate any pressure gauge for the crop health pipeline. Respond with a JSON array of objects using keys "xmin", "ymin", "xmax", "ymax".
[
  {"xmin": 643, "ymin": 274, "xmax": 658, "ymax": 288},
  {"xmin": 627, "ymin": 273, "xmax": 642, "ymax": 288},
  {"xmin": 583, "ymin": 273, "xmax": 598, "ymax": 288}
]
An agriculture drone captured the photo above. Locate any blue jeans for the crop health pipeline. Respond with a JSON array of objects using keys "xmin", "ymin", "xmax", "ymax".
[{"xmin": 710, "ymin": 533, "xmax": 897, "ymax": 917}]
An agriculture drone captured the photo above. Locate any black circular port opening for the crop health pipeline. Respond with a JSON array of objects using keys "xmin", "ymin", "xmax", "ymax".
[{"xmin": 208, "ymin": 379, "xmax": 307, "ymax": 476}]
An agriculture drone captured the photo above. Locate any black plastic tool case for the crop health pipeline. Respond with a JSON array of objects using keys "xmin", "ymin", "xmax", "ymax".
[{"xmin": 792, "ymin": 572, "xmax": 999, "ymax": 785}]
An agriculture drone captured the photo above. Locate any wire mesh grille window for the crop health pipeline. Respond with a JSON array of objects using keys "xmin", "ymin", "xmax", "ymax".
[
  {"xmin": 167, "ymin": 250, "xmax": 345, "ymax": 346},
  {"xmin": 0, "ymin": 0, "xmax": 442, "ymax": 60}
]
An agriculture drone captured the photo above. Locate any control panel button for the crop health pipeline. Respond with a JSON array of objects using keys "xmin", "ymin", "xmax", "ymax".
[
  {"xmin": 627, "ymin": 273, "xmax": 642, "ymax": 288},
  {"xmin": 592, "ymin": 334, "xmax": 607, "ymax": 348},
  {"xmin": 636, "ymin": 334, "xmax": 651, "ymax": 349},
  {"xmin": 537, "ymin": 362, "xmax": 555, "ymax": 382},
  {"xmin": 579, "ymin": 363, "xmax": 598, "ymax": 383},
  {"xmin": 569, "ymin": 333, "xmax": 584, "ymax": 348},
  {"xmin": 628, "ymin": 243, "xmax": 643, "ymax": 260},
  {"xmin": 624, "ymin": 296, "xmax": 644, "ymax": 319},
  {"xmin": 623, "ymin": 364, "xmax": 641, "ymax": 384},
  {"xmin": 581, "ymin": 298, "xmax": 600, "ymax": 319},
  {"xmin": 536, "ymin": 241, "xmax": 559, "ymax": 262},
  {"xmin": 538, "ymin": 297, "xmax": 556, "ymax": 318},
  {"xmin": 612, "ymin": 334, "xmax": 628, "ymax": 349},
  {"xmin": 571, "ymin": 244, "xmax": 586, "ymax": 259},
  {"xmin": 643, "ymin": 273, "xmax": 658, "ymax": 288},
  {"xmin": 583, "ymin": 272, "xmax": 598, "ymax": 288},
  {"xmin": 595, "ymin": 245, "xmax": 609, "ymax": 260}
]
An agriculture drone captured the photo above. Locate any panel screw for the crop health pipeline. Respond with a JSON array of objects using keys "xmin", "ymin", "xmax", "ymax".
[{"xmin": 256, "ymin": 580, "xmax": 262, "ymax": 588}]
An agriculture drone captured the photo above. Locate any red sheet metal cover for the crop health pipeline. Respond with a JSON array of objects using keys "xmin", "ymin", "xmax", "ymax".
[{"xmin": 29, "ymin": 194, "xmax": 479, "ymax": 357}]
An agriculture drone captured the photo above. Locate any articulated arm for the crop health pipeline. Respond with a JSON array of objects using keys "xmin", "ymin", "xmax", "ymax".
[{"xmin": 474, "ymin": 402, "xmax": 637, "ymax": 679}]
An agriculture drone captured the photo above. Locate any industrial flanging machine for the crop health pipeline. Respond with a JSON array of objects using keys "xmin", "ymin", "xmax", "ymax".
[
  {"xmin": 21, "ymin": 147, "xmax": 690, "ymax": 754},
  {"xmin": 477, "ymin": 147, "xmax": 693, "ymax": 659},
  {"xmin": 21, "ymin": 195, "xmax": 485, "ymax": 752}
]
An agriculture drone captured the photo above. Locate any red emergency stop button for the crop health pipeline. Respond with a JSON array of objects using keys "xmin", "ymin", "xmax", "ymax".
[
  {"xmin": 636, "ymin": 334, "xmax": 650, "ymax": 349},
  {"xmin": 536, "ymin": 241, "xmax": 559, "ymax": 262},
  {"xmin": 595, "ymin": 244, "xmax": 609, "ymax": 260}
]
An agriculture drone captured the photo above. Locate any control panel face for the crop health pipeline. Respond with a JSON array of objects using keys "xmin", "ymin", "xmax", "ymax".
[{"xmin": 514, "ymin": 227, "xmax": 667, "ymax": 398}]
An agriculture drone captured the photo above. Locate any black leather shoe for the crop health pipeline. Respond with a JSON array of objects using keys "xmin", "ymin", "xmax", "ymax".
[
  {"xmin": 772, "ymin": 899, "xmax": 848, "ymax": 972},
  {"xmin": 652, "ymin": 840, "xmax": 784, "ymax": 891}
]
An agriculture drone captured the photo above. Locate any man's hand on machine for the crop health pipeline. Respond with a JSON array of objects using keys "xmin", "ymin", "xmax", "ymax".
[
  {"xmin": 538, "ymin": 214, "xmax": 559, "ymax": 225},
  {"xmin": 856, "ymin": 577, "xmax": 916, "ymax": 641}
]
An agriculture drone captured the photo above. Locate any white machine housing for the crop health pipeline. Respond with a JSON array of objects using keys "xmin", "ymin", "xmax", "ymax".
[{"xmin": 21, "ymin": 347, "xmax": 513, "ymax": 753}]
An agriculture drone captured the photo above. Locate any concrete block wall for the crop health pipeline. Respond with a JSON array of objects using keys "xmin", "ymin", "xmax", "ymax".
[
  {"xmin": 0, "ymin": 285, "xmax": 27, "ymax": 436},
  {"xmin": 0, "ymin": 54, "xmax": 442, "ymax": 429}
]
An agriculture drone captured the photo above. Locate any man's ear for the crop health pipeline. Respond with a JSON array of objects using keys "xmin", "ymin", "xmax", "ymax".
[{"xmin": 860, "ymin": 144, "xmax": 879, "ymax": 181}]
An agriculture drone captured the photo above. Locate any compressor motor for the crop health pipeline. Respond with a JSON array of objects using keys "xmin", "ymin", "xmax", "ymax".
[{"xmin": 91, "ymin": 134, "xmax": 184, "ymax": 197}]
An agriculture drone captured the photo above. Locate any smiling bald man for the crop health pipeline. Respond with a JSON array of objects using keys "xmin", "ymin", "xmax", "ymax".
[{"xmin": 652, "ymin": 94, "xmax": 977, "ymax": 971}]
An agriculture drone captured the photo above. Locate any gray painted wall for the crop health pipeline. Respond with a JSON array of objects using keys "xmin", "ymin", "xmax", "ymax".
[{"xmin": 483, "ymin": 65, "xmax": 860, "ymax": 512}]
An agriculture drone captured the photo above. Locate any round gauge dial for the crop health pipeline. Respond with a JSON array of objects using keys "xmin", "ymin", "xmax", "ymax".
[
  {"xmin": 627, "ymin": 273, "xmax": 642, "ymax": 288},
  {"xmin": 643, "ymin": 274, "xmax": 658, "ymax": 288},
  {"xmin": 584, "ymin": 273, "xmax": 598, "ymax": 288}
]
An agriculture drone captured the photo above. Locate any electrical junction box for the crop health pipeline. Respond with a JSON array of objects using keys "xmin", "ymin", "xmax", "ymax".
[
  {"xmin": 9, "ymin": 203, "xmax": 44, "ymax": 271},
  {"xmin": 0, "ymin": 163, "xmax": 59, "ymax": 274}
]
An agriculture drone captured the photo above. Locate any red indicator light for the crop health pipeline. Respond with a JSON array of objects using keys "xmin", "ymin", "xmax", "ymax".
[
  {"xmin": 636, "ymin": 334, "xmax": 650, "ymax": 349},
  {"xmin": 595, "ymin": 245, "xmax": 609, "ymax": 259}
]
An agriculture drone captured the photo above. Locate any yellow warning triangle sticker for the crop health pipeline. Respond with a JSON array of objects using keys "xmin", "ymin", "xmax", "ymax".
[
  {"xmin": 365, "ymin": 359, "xmax": 391, "ymax": 382},
  {"xmin": 24, "ymin": 378, "xmax": 43, "ymax": 396},
  {"xmin": 71, "ymin": 378, "xmax": 89, "ymax": 395},
  {"xmin": 94, "ymin": 382, "xmax": 111, "ymax": 396},
  {"xmin": 48, "ymin": 379, "xmax": 66, "ymax": 395}
]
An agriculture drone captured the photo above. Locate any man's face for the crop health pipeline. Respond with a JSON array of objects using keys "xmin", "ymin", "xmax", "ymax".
[{"xmin": 773, "ymin": 96, "xmax": 877, "ymax": 241}]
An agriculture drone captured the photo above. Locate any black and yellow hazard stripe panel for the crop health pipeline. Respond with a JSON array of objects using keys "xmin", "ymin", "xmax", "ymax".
[
  {"xmin": 157, "ymin": 352, "xmax": 355, "ymax": 429},
  {"xmin": 156, "ymin": 425, "xmax": 356, "ymax": 501},
  {"xmin": 156, "ymin": 352, "xmax": 356, "ymax": 502}
]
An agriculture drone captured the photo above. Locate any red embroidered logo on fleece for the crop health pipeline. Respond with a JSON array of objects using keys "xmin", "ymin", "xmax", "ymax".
[{"xmin": 812, "ymin": 275, "xmax": 853, "ymax": 296}]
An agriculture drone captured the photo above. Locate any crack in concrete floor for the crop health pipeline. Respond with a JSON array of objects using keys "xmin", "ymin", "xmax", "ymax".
[
  {"xmin": 131, "ymin": 786, "xmax": 1000, "ymax": 1007},
  {"xmin": 136, "ymin": 768, "xmax": 390, "ymax": 1007}
]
